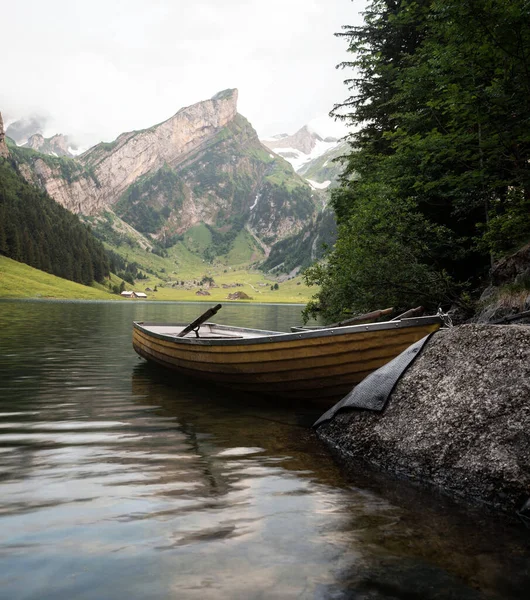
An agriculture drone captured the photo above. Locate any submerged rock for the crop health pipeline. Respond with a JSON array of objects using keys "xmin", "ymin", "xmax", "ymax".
[{"xmin": 316, "ymin": 324, "xmax": 530, "ymax": 516}]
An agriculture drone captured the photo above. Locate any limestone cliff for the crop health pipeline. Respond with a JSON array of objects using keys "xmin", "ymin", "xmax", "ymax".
[
  {"xmin": 11, "ymin": 90, "xmax": 316, "ymax": 249},
  {"xmin": 0, "ymin": 112, "xmax": 9, "ymax": 158},
  {"xmin": 12, "ymin": 90, "xmax": 240, "ymax": 215},
  {"xmin": 79, "ymin": 89, "xmax": 240, "ymax": 213},
  {"xmin": 111, "ymin": 111, "xmax": 316, "ymax": 244}
]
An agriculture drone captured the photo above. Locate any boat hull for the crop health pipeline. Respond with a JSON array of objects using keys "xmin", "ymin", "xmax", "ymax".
[{"xmin": 132, "ymin": 318, "xmax": 442, "ymax": 404}]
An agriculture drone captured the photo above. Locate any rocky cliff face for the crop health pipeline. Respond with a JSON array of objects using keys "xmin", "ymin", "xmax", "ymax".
[
  {"xmin": 261, "ymin": 205, "xmax": 337, "ymax": 274},
  {"xmin": 256, "ymin": 124, "xmax": 348, "ymax": 273},
  {"xmin": 0, "ymin": 112, "xmax": 9, "ymax": 158},
  {"xmin": 24, "ymin": 133, "xmax": 73, "ymax": 157},
  {"xmin": 13, "ymin": 90, "xmax": 240, "ymax": 215},
  {"xmin": 10, "ymin": 90, "xmax": 317, "ymax": 249},
  {"xmin": 79, "ymin": 89, "xmax": 240, "ymax": 214},
  {"xmin": 473, "ymin": 242, "xmax": 530, "ymax": 324},
  {"xmin": 111, "ymin": 111, "xmax": 316, "ymax": 245}
]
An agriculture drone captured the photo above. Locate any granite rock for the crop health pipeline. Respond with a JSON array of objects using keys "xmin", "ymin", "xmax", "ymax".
[{"xmin": 316, "ymin": 324, "xmax": 530, "ymax": 516}]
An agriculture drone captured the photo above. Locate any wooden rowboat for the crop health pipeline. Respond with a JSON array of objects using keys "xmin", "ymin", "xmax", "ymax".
[{"xmin": 133, "ymin": 313, "xmax": 442, "ymax": 405}]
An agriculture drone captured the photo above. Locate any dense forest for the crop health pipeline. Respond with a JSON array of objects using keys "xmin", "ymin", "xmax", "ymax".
[
  {"xmin": 304, "ymin": 0, "xmax": 530, "ymax": 322},
  {"xmin": 0, "ymin": 158, "xmax": 110, "ymax": 285}
]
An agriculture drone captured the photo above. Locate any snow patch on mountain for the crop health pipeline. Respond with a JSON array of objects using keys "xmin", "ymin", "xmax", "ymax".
[
  {"xmin": 269, "ymin": 138, "xmax": 338, "ymax": 172},
  {"xmin": 307, "ymin": 179, "xmax": 331, "ymax": 190}
]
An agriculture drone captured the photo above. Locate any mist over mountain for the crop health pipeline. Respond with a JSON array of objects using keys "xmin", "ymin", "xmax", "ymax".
[{"xmin": 5, "ymin": 116, "xmax": 47, "ymax": 144}]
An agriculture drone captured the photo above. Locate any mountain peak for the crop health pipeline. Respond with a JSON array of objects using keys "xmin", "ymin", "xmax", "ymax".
[
  {"xmin": 211, "ymin": 88, "xmax": 238, "ymax": 103},
  {"xmin": 23, "ymin": 132, "xmax": 73, "ymax": 157},
  {"xmin": 263, "ymin": 124, "xmax": 323, "ymax": 155},
  {"xmin": 261, "ymin": 122, "xmax": 344, "ymax": 184}
]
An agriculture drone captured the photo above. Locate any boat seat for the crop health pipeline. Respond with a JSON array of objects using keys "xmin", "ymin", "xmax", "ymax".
[{"xmin": 199, "ymin": 335, "xmax": 244, "ymax": 339}]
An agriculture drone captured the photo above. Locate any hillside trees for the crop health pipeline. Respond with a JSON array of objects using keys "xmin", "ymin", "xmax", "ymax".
[
  {"xmin": 0, "ymin": 158, "xmax": 110, "ymax": 285},
  {"xmin": 304, "ymin": 0, "xmax": 530, "ymax": 322}
]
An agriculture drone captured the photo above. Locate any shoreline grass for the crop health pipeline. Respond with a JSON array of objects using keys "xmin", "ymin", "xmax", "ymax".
[{"xmin": 0, "ymin": 255, "xmax": 120, "ymax": 300}]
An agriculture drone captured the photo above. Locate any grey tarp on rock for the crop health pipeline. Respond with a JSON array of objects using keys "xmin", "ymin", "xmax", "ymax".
[{"xmin": 314, "ymin": 333, "xmax": 435, "ymax": 428}]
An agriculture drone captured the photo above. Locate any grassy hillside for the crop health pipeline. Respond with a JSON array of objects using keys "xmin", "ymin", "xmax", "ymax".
[
  {"xmin": 0, "ymin": 254, "xmax": 315, "ymax": 303},
  {"xmin": 0, "ymin": 255, "xmax": 120, "ymax": 300},
  {"xmin": 149, "ymin": 267, "xmax": 313, "ymax": 304}
]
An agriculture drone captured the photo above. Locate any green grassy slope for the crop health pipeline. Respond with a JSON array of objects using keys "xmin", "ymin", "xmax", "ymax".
[
  {"xmin": 0, "ymin": 254, "xmax": 316, "ymax": 303},
  {"xmin": 0, "ymin": 255, "xmax": 119, "ymax": 300},
  {"xmin": 151, "ymin": 267, "xmax": 313, "ymax": 304}
]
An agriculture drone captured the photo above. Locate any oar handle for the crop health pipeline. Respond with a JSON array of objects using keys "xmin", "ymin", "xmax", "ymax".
[{"xmin": 176, "ymin": 304, "xmax": 222, "ymax": 338}]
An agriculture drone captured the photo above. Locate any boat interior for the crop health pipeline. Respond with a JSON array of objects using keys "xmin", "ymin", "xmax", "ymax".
[
  {"xmin": 135, "ymin": 314, "xmax": 444, "ymax": 342},
  {"xmin": 138, "ymin": 322, "xmax": 283, "ymax": 340}
]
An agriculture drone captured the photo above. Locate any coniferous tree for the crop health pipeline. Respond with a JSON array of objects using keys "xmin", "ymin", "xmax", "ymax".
[
  {"xmin": 0, "ymin": 158, "xmax": 110, "ymax": 285},
  {"xmin": 304, "ymin": 0, "xmax": 530, "ymax": 322}
]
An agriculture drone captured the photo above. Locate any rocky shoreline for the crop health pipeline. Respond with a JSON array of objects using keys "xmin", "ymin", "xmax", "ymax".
[{"xmin": 315, "ymin": 324, "xmax": 530, "ymax": 519}]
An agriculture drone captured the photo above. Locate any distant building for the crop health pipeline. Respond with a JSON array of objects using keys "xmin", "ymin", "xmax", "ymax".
[{"xmin": 120, "ymin": 291, "xmax": 148, "ymax": 299}]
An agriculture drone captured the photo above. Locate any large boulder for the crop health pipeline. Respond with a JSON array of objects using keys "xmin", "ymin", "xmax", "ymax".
[
  {"xmin": 227, "ymin": 291, "xmax": 252, "ymax": 300},
  {"xmin": 474, "ymin": 243, "xmax": 530, "ymax": 324},
  {"xmin": 316, "ymin": 324, "xmax": 530, "ymax": 516}
]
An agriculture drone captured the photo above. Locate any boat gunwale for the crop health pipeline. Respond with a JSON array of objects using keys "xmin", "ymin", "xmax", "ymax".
[{"xmin": 133, "ymin": 316, "xmax": 443, "ymax": 347}]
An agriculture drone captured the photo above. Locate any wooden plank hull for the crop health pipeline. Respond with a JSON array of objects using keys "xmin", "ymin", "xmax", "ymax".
[{"xmin": 132, "ymin": 317, "xmax": 442, "ymax": 404}]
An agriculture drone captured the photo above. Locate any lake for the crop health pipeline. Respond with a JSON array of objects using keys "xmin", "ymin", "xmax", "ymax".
[{"xmin": 0, "ymin": 300, "xmax": 529, "ymax": 599}]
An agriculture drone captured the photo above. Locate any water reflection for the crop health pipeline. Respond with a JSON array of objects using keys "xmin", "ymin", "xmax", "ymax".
[{"xmin": 0, "ymin": 300, "xmax": 529, "ymax": 600}]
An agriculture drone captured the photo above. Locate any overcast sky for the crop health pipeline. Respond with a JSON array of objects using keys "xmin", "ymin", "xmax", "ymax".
[{"xmin": 1, "ymin": 0, "xmax": 366, "ymax": 148}]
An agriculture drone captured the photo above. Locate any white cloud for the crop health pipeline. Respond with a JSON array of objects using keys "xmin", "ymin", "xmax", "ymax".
[{"xmin": 0, "ymin": 0, "xmax": 366, "ymax": 147}]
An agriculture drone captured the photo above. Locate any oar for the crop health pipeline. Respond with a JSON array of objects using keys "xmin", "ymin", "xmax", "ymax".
[
  {"xmin": 390, "ymin": 306, "xmax": 424, "ymax": 321},
  {"xmin": 331, "ymin": 307, "xmax": 394, "ymax": 327},
  {"xmin": 176, "ymin": 304, "xmax": 222, "ymax": 338},
  {"xmin": 294, "ymin": 307, "xmax": 395, "ymax": 331}
]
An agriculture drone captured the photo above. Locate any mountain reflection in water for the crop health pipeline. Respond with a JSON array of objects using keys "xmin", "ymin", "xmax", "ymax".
[{"xmin": 0, "ymin": 300, "xmax": 529, "ymax": 600}]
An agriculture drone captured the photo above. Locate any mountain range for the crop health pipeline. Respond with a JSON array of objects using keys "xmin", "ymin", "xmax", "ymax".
[{"xmin": 5, "ymin": 90, "xmax": 346, "ymax": 274}]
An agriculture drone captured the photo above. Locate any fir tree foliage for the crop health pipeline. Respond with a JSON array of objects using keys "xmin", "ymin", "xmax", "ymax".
[
  {"xmin": 0, "ymin": 158, "xmax": 110, "ymax": 285},
  {"xmin": 304, "ymin": 0, "xmax": 530, "ymax": 322},
  {"xmin": 106, "ymin": 249, "xmax": 147, "ymax": 285}
]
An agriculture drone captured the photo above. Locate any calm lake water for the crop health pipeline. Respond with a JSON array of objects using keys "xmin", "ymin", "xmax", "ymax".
[{"xmin": 0, "ymin": 299, "xmax": 529, "ymax": 600}]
